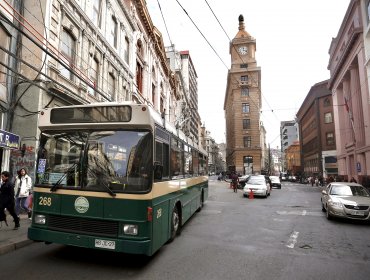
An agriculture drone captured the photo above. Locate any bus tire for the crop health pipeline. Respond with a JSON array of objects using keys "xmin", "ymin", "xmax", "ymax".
[
  {"xmin": 169, "ymin": 206, "xmax": 180, "ymax": 242},
  {"xmin": 196, "ymin": 192, "xmax": 204, "ymax": 212}
]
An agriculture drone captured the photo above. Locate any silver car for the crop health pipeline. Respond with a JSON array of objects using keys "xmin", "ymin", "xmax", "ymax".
[
  {"xmin": 243, "ymin": 175, "xmax": 271, "ymax": 198},
  {"xmin": 321, "ymin": 182, "xmax": 370, "ymax": 220}
]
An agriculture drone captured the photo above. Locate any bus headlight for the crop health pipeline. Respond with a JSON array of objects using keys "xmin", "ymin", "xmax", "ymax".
[
  {"xmin": 123, "ymin": 224, "xmax": 138, "ymax": 235},
  {"xmin": 34, "ymin": 215, "xmax": 46, "ymax": 224}
]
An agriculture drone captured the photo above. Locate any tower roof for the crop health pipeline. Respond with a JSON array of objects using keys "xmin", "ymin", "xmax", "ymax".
[{"xmin": 234, "ymin": 14, "xmax": 250, "ymax": 39}]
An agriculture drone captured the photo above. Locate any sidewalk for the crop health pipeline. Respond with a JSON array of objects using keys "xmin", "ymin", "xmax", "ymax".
[{"xmin": 0, "ymin": 214, "xmax": 33, "ymax": 255}]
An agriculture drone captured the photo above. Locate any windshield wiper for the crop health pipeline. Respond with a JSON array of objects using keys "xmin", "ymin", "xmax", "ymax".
[
  {"xmin": 50, "ymin": 162, "xmax": 79, "ymax": 192},
  {"xmin": 86, "ymin": 166, "xmax": 116, "ymax": 197}
]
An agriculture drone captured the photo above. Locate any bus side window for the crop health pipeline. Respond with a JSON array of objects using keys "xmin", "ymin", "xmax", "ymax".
[
  {"xmin": 184, "ymin": 145, "xmax": 192, "ymax": 178},
  {"xmin": 170, "ymin": 137, "xmax": 183, "ymax": 179},
  {"xmin": 155, "ymin": 141, "xmax": 170, "ymax": 181},
  {"xmin": 192, "ymin": 149, "xmax": 199, "ymax": 176}
]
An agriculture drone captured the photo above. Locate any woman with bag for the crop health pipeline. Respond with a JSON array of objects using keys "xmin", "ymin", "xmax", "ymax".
[{"xmin": 14, "ymin": 168, "xmax": 32, "ymax": 219}]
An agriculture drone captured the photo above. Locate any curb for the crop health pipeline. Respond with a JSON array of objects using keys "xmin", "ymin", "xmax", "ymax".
[{"xmin": 0, "ymin": 238, "xmax": 33, "ymax": 256}]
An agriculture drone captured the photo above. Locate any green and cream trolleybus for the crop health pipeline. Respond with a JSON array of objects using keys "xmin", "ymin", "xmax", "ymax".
[{"xmin": 28, "ymin": 103, "xmax": 208, "ymax": 256}]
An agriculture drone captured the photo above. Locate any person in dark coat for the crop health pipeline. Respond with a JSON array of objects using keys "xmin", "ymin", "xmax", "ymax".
[
  {"xmin": 231, "ymin": 172, "xmax": 239, "ymax": 193},
  {"xmin": 0, "ymin": 171, "xmax": 20, "ymax": 229}
]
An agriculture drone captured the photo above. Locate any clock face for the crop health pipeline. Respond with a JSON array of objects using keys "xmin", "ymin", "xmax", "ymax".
[{"xmin": 238, "ymin": 46, "xmax": 248, "ymax": 55}]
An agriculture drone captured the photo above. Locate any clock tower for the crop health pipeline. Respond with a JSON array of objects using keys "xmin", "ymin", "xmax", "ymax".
[{"xmin": 224, "ymin": 15, "xmax": 263, "ymax": 175}]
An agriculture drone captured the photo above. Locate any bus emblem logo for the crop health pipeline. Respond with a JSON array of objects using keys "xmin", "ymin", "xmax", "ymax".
[{"xmin": 75, "ymin": 197, "xmax": 89, "ymax": 213}]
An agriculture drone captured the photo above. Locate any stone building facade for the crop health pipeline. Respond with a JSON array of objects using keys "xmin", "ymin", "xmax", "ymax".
[
  {"xmin": 296, "ymin": 80, "xmax": 337, "ymax": 179},
  {"xmin": 4, "ymin": 0, "xmax": 182, "ymax": 179},
  {"xmin": 328, "ymin": 0, "xmax": 370, "ymax": 184}
]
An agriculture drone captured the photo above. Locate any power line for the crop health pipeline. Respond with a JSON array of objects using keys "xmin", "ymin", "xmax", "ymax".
[{"xmin": 174, "ymin": 0, "xmax": 229, "ymax": 69}]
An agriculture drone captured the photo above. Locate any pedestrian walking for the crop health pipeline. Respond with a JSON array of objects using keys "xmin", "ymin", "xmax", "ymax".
[
  {"xmin": 350, "ymin": 177, "xmax": 357, "ymax": 183},
  {"xmin": 0, "ymin": 171, "xmax": 20, "ymax": 229},
  {"xmin": 231, "ymin": 172, "xmax": 239, "ymax": 193},
  {"xmin": 14, "ymin": 168, "xmax": 33, "ymax": 219}
]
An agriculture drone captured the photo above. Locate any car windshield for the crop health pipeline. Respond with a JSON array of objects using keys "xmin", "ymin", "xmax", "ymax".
[
  {"xmin": 330, "ymin": 185, "xmax": 370, "ymax": 197},
  {"xmin": 35, "ymin": 129, "xmax": 153, "ymax": 194}
]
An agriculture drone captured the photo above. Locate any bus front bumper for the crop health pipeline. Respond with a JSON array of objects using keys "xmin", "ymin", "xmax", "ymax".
[{"xmin": 28, "ymin": 227, "xmax": 152, "ymax": 255}]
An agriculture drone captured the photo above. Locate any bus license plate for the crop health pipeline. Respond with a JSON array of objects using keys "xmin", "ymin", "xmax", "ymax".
[{"xmin": 95, "ymin": 239, "xmax": 116, "ymax": 250}]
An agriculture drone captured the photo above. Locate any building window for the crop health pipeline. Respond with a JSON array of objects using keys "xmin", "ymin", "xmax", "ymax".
[
  {"xmin": 242, "ymin": 103, "xmax": 250, "ymax": 113},
  {"xmin": 241, "ymin": 87, "xmax": 249, "ymax": 96},
  {"xmin": 323, "ymin": 98, "xmax": 330, "ymax": 107},
  {"xmin": 109, "ymin": 16, "xmax": 118, "ymax": 48},
  {"xmin": 244, "ymin": 156, "xmax": 253, "ymax": 165},
  {"xmin": 241, "ymin": 75, "xmax": 248, "ymax": 82},
  {"xmin": 0, "ymin": 26, "xmax": 10, "ymax": 87},
  {"xmin": 160, "ymin": 96, "xmax": 164, "ymax": 115},
  {"xmin": 89, "ymin": 55, "xmax": 99, "ymax": 97},
  {"xmin": 136, "ymin": 61, "xmax": 143, "ymax": 93},
  {"xmin": 326, "ymin": 132, "xmax": 334, "ymax": 145},
  {"xmin": 243, "ymin": 119, "xmax": 251, "ymax": 129},
  {"xmin": 121, "ymin": 84, "xmax": 128, "ymax": 102},
  {"xmin": 124, "ymin": 36, "xmax": 130, "ymax": 63},
  {"xmin": 92, "ymin": 0, "xmax": 102, "ymax": 28},
  {"xmin": 243, "ymin": 136, "xmax": 251, "ymax": 147},
  {"xmin": 152, "ymin": 83, "xmax": 156, "ymax": 104},
  {"xmin": 324, "ymin": 112, "xmax": 333, "ymax": 123},
  {"xmin": 60, "ymin": 29, "xmax": 75, "ymax": 80},
  {"xmin": 240, "ymin": 64, "xmax": 248, "ymax": 68},
  {"xmin": 367, "ymin": 1, "xmax": 370, "ymax": 22},
  {"xmin": 108, "ymin": 72, "xmax": 115, "ymax": 101}
]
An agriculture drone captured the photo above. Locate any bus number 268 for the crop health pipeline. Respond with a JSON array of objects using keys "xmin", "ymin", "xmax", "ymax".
[{"xmin": 39, "ymin": 196, "xmax": 52, "ymax": 206}]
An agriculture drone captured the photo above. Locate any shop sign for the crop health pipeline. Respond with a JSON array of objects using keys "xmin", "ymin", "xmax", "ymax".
[{"xmin": 0, "ymin": 129, "xmax": 20, "ymax": 149}]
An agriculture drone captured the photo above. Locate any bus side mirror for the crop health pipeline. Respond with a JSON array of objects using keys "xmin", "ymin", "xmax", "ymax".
[{"xmin": 154, "ymin": 162, "xmax": 163, "ymax": 180}]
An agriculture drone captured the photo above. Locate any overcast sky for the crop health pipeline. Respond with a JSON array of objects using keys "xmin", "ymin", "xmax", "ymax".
[{"xmin": 147, "ymin": 0, "xmax": 350, "ymax": 147}]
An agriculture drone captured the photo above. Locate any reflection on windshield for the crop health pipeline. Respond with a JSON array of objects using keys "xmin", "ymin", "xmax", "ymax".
[
  {"xmin": 330, "ymin": 185, "xmax": 370, "ymax": 197},
  {"xmin": 35, "ymin": 130, "xmax": 153, "ymax": 193}
]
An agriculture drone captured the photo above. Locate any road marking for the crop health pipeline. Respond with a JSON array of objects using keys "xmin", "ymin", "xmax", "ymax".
[
  {"xmin": 286, "ymin": 231, "xmax": 299, "ymax": 248},
  {"xmin": 302, "ymin": 210, "xmax": 307, "ymax": 216}
]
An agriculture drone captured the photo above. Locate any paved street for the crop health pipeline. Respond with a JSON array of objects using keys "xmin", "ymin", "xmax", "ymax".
[{"xmin": 1, "ymin": 177, "xmax": 370, "ymax": 280}]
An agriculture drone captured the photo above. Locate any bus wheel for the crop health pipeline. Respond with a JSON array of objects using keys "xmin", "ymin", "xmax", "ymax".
[
  {"xmin": 169, "ymin": 207, "xmax": 180, "ymax": 242},
  {"xmin": 196, "ymin": 192, "xmax": 203, "ymax": 212}
]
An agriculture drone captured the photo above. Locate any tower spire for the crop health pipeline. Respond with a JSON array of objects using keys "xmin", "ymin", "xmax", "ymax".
[
  {"xmin": 238, "ymin": 14, "xmax": 245, "ymax": 31},
  {"xmin": 234, "ymin": 14, "xmax": 250, "ymax": 38}
]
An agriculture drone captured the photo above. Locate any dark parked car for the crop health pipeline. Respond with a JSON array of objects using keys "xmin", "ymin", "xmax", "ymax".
[{"xmin": 269, "ymin": 176, "xmax": 281, "ymax": 189}]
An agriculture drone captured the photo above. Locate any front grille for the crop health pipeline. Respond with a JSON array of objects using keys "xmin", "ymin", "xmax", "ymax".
[
  {"xmin": 344, "ymin": 205, "xmax": 369, "ymax": 210},
  {"xmin": 48, "ymin": 215, "xmax": 119, "ymax": 238}
]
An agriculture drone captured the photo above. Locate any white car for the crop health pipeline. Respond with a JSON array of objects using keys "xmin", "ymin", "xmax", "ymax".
[
  {"xmin": 243, "ymin": 175, "xmax": 271, "ymax": 198},
  {"xmin": 321, "ymin": 182, "xmax": 370, "ymax": 220}
]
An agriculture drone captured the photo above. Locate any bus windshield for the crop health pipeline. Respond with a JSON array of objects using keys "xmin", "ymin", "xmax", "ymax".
[{"xmin": 35, "ymin": 130, "xmax": 153, "ymax": 193}]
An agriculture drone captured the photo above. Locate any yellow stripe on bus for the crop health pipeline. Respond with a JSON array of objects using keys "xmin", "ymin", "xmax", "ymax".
[{"xmin": 32, "ymin": 176, "xmax": 208, "ymax": 200}]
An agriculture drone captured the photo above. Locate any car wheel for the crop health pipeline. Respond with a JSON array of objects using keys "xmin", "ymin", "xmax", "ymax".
[
  {"xmin": 169, "ymin": 206, "xmax": 180, "ymax": 242},
  {"xmin": 326, "ymin": 207, "xmax": 332, "ymax": 220}
]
